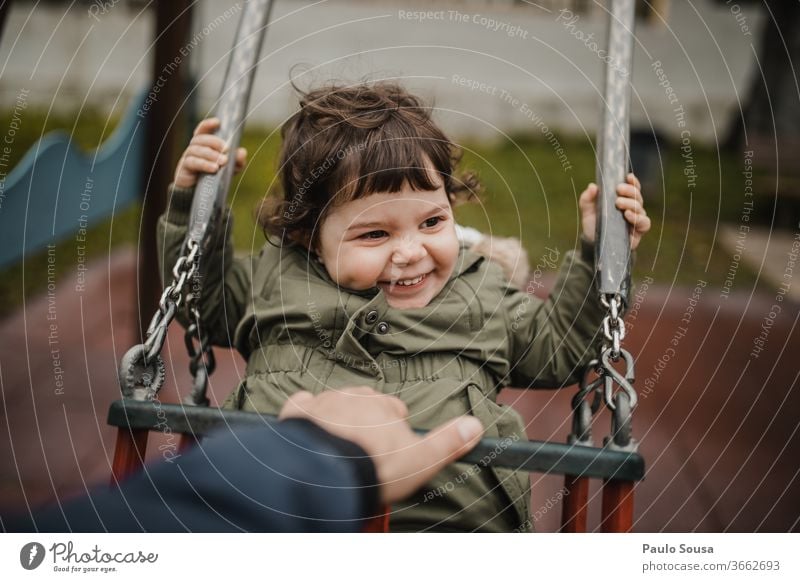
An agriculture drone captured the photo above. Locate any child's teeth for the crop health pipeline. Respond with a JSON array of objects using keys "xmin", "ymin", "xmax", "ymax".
[{"xmin": 397, "ymin": 274, "xmax": 424, "ymax": 286}]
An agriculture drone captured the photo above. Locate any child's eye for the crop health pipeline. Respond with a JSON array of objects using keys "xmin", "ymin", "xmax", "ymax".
[
  {"xmin": 360, "ymin": 230, "xmax": 387, "ymax": 240},
  {"xmin": 422, "ymin": 216, "xmax": 445, "ymax": 229}
]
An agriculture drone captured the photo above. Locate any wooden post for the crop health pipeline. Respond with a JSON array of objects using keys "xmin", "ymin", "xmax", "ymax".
[{"xmin": 138, "ymin": 0, "xmax": 193, "ymax": 340}]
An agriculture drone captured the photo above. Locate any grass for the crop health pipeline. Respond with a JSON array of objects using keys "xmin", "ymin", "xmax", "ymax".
[{"xmin": 0, "ymin": 107, "xmax": 761, "ymax": 320}]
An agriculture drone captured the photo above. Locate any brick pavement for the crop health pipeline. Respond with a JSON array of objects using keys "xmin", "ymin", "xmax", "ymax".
[{"xmin": 1, "ymin": 248, "xmax": 797, "ymax": 531}]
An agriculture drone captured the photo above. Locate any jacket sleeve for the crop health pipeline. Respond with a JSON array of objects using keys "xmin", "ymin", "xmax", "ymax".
[
  {"xmin": 156, "ymin": 184, "xmax": 255, "ymax": 347},
  {"xmin": 6, "ymin": 420, "xmax": 381, "ymax": 533},
  {"xmin": 504, "ymin": 239, "xmax": 606, "ymax": 388}
]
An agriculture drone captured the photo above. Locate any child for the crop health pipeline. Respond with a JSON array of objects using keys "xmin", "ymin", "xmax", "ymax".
[{"xmin": 158, "ymin": 82, "xmax": 650, "ymax": 532}]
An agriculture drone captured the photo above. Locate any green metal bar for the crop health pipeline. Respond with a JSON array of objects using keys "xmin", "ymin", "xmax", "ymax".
[{"xmin": 107, "ymin": 399, "xmax": 645, "ymax": 482}]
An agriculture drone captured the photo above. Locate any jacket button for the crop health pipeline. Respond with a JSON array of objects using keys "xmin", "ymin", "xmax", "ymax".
[
  {"xmin": 376, "ymin": 322, "xmax": 390, "ymax": 334},
  {"xmin": 365, "ymin": 310, "xmax": 379, "ymax": 324}
]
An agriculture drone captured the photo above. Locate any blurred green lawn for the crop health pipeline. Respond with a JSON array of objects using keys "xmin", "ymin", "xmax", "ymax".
[{"xmin": 0, "ymin": 108, "xmax": 759, "ymax": 319}]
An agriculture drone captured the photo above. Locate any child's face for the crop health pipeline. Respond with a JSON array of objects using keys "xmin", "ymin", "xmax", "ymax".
[{"xmin": 317, "ymin": 179, "xmax": 459, "ymax": 309}]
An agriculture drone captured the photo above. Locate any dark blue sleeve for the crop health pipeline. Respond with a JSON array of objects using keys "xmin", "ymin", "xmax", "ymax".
[{"xmin": 5, "ymin": 419, "xmax": 380, "ymax": 532}]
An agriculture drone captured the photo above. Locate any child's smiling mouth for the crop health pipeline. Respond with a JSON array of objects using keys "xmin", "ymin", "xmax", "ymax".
[
  {"xmin": 395, "ymin": 273, "xmax": 426, "ymax": 286},
  {"xmin": 378, "ymin": 271, "xmax": 431, "ymax": 293}
]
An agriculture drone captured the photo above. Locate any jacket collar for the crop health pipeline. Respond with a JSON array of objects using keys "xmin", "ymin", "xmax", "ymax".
[{"xmin": 452, "ymin": 245, "xmax": 485, "ymax": 279}]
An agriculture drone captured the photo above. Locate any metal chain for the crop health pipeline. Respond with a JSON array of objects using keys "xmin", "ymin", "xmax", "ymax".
[
  {"xmin": 601, "ymin": 293, "xmax": 626, "ymax": 360},
  {"xmin": 141, "ymin": 240, "xmax": 199, "ymax": 360},
  {"xmin": 182, "ymin": 299, "xmax": 215, "ymax": 407},
  {"xmin": 569, "ymin": 293, "xmax": 638, "ymax": 452},
  {"xmin": 568, "ymin": 359, "xmax": 604, "ymax": 447},
  {"xmin": 119, "ymin": 240, "xmax": 202, "ymax": 400},
  {"xmin": 597, "ymin": 294, "xmax": 637, "ymax": 450}
]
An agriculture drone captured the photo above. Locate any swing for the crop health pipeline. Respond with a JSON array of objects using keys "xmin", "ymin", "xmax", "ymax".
[{"xmin": 109, "ymin": 0, "xmax": 643, "ymax": 533}]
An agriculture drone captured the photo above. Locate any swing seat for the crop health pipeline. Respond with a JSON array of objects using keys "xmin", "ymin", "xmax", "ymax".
[{"xmin": 106, "ymin": 398, "xmax": 645, "ymax": 532}]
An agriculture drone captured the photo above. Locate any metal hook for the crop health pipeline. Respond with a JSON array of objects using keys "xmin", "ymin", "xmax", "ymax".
[
  {"xmin": 569, "ymin": 360, "xmax": 605, "ymax": 446},
  {"xmin": 119, "ymin": 344, "xmax": 166, "ymax": 400},
  {"xmin": 601, "ymin": 346, "xmax": 637, "ymax": 410}
]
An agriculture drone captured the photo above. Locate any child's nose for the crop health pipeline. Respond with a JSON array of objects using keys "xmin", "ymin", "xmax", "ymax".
[{"xmin": 391, "ymin": 237, "xmax": 427, "ymax": 266}]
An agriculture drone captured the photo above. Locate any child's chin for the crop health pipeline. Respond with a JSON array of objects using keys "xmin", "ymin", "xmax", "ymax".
[{"xmin": 385, "ymin": 295, "xmax": 432, "ymax": 309}]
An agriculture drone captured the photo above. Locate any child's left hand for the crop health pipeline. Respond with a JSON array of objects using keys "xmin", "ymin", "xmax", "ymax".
[{"xmin": 579, "ymin": 173, "xmax": 651, "ymax": 251}]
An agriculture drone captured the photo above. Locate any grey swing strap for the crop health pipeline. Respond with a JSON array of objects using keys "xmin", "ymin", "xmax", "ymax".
[
  {"xmin": 596, "ymin": 0, "xmax": 635, "ymax": 304},
  {"xmin": 119, "ymin": 0, "xmax": 274, "ymax": 403},
  {"xmin": 570, "ymin": 0, "xmax": 638, "ymax": 453},
  {"xmin": 187, "ymin": 0, "xmax": 275, "ymax": 252}
]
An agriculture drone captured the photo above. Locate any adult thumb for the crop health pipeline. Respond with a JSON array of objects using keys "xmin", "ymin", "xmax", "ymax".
[{"xmin": 402, "ymin": 416, "xmax": 484, "ymax": 491}]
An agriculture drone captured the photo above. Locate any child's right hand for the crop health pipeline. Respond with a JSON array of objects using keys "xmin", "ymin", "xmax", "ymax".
[{"xmin": 173, "ymin": 118, "xmax": 248, "ymax": 189}]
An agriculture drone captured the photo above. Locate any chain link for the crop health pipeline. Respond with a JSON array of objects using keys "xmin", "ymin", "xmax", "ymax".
[
  {"xmin": 601, "ymin": 293, "xmax": 626, "ymax": 360},
  {"xmin": 182, "ymin": 303, "xmax": 215, "ymax": 407},
  {"xmin": 145, "ymin": 240, "xmax": 200, "ymax": 359},
  {"xmin": 570, "ymin": 292, "xmax": 637, "ymax": 452},
  {"xmin": 119, "ymin": 240, "xmax": 206, "ymax": 399}
]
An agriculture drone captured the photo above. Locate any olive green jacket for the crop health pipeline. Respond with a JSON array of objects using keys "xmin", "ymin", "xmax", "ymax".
[{"xmin": 157, "ymin": 185, "xmax": 605, "ymax": 532}]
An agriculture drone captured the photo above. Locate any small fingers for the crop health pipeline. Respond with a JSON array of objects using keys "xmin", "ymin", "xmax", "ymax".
[
  {"xmin": 626, "ymin": 210, "xmax": 652, "ymax": 233},
  {"xmin": 614, "ymin": 196, "xmax": 643, "ymax": 212},
  {"xmin": 616, "ymin": 182, "xmax": 642, "ymax": 202},
  {"xmin": 179, "ymin": 155, "xmax": 223, "ymax": 174},
  {"xmin": 579, "ymin": 183, "xmax": 598, "ymax": 209},
  {"xmin": 193, "ymin": 117, "xmax": 220, "ymax": 136},
  {"xmin": 234, "ymin": 147, "xmax": 248, "ymax": 171},
  {"xmin": 189, "ymin": 133, "xmax": 228, "ymax": 152},
  {"xmin": 185, "ymin": 144, "xmax": 228, "ymax": 165},
  {"xmin": 627, "ymin": 172, "xmax": 641, "ymax": 191}
]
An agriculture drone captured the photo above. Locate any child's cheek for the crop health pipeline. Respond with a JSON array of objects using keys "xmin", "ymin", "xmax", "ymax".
[
  {"xmin": 338, "ymin": 246, "xmax": 387, "ymax": 289},
  {"xmin": 432, "ymin": 229, "xmax": 460, "ymax": 274}
]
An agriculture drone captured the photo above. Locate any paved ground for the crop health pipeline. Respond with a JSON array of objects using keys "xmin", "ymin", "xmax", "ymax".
[{"xmin": 1, "ymin": 244, "xmax": 797, "ymax": 532}]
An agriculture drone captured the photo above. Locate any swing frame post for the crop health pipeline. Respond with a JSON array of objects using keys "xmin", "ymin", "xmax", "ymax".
[
  {"xmin": 363, "ymin": 508, "xmax": 391, "ymax": 533},
  {"xmin": 110, "ymin": 427, "xmax": 149, "ymax": 484},
  {"xmin": 600, "ymin": 478, "xmax": 635, "ymax": 532},
  {"xmin": 560, "ymin": 474, "xmax": 591, "ymax": 532},
  {"xmin": 179, "ymin": 433, "xmax": 199, "ymax": 451}
]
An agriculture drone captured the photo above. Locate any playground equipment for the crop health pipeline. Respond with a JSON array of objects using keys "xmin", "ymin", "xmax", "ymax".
[{"xmin": 110, "ymin": 0, "xmax": 643, "ymax": 533}]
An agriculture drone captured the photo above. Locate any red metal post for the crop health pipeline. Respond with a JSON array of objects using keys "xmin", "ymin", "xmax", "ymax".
[
  {"xmin": 560, "ymin": 474, "xmax": 590, "ymax": 532},
  {"xmin": 179, "ymin": 433, "xmax": 198, "ymax": 452},
  {"xmin": 110, "ymin": 428, "xmax": 149, "ymax": 484},
  {"xmin": 363, "ymin": 504, "xmax": 391, "ymax": 532},
  {"xmin": 600, "ymin": 478, "xmax": 635, "ymax": 532}
]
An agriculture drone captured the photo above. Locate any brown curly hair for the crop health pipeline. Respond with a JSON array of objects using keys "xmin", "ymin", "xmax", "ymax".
[{"xmin": 258, "ymin": 82, "xmax": 480, "ymax": 248}]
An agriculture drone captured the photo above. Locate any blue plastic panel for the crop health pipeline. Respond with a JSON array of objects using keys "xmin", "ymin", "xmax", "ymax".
[{"xmin": 0, "ymin": 91, "xmax": 147, "ymax": 268}]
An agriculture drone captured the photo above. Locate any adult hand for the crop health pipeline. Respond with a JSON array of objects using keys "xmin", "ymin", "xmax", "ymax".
[{"xmin": 279, "ymin": 387, "xmax": 484, "ymax": 504}]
